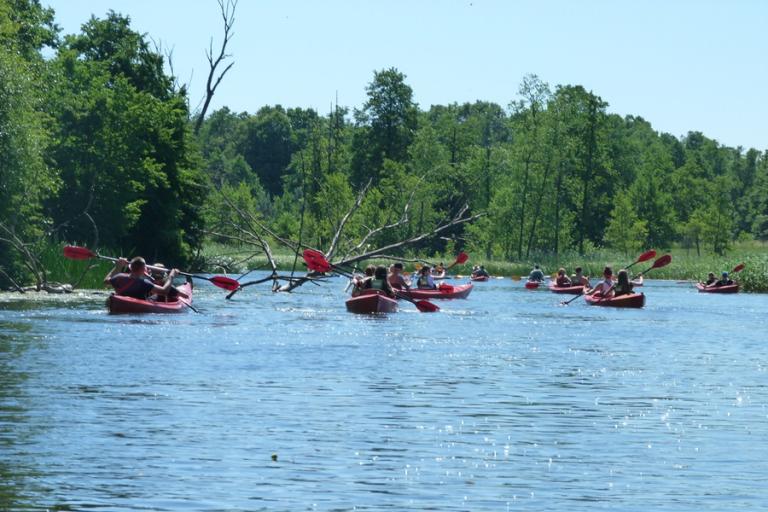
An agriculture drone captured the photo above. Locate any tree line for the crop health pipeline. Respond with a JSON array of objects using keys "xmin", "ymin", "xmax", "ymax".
[{"xmin": 2, "ymin": 1, "xmax": 767, "ymax": 289}]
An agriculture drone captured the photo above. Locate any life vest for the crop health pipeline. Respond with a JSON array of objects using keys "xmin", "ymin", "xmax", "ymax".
[{"xmin": 367, "ymin": 278, "xmax": 386, "ymax": 291}]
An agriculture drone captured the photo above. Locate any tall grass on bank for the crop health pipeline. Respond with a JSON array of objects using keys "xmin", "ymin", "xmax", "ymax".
[{"xmin": 40, "ymin": 243, "xmax": 112, "ymax": 290}]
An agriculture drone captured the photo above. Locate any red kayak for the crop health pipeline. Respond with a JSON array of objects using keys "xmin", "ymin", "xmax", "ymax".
[
  {"xmin": 406, "ymin": 283, "xmax": 473, "ymax": 300},
  {"xmin": 107, "ymin": 282, "xmax": 193, "ymax": 314},
  {"xmin": 548, "ymin": 283, "xmax": 585, "ymax": 294},
  {"xmin": 696, "ymin": 283, "xmax": 739, "ymax": 294},
  {"xmin": 346, "ymin": 289, "xmax": 398, "ymax": 314},
  {"xmin": 585, "ymin": 292, "xmax": 645, "ymax": 308},
  {"xmin": 470, "ymin": 275, "xmax": 490, "ymax": 282},
  {"xmin": 525, "ymin": 281, "xmax": 541, "ymax": 289}
]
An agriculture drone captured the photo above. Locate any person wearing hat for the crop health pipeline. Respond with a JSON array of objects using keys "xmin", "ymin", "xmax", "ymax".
[
  {"xmin": 714, "ymin": 271, "xmax": 734, "ymax": 287},
  {"xmin": 587, "ymin": 266, "xmax": 614, "ymax": 297}
]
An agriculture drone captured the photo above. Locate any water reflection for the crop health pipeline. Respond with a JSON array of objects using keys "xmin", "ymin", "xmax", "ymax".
[{"xmin": 0, "ymin": 279, "xmax": 767, "ymax": 509}]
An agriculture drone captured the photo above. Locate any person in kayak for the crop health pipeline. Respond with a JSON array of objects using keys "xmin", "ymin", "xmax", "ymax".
[
  {"xmin": 555, "ymin": 268, "xmax": 572, "ymax": 287},
  {"xmin": 713, "ymin": 271, "xmax": 734, "ymax": 287},
  {"xmin": 613, "ymin": 269, "xmax": 635, "ymax": 297},
  {"xmin": 388, "ymin": 262, "xmax": 411, "ymax": 290},
  {"xmin": 105, "ymin": 257, "xmax": 178, "ymax": 299},
  {"xmin": 414, "ymin": 266, "xmax": 437, "ymax": 289},
  {"xmin": 432, "ymin": 262, "xmax": 446, "ymax": 278},
  {"xmin": 149, "ymin": 263, "xmax": 189, "ymax": 301},
  {"xmin": 363, "ymin": 265, "xmax": 396, "ymax": 297},
  {"xmin": 528, "ymin": 264, "xmax": 545, "ymax": 282},
  {"xmin": 587, "ymin": 266, "xmax": 614, "ymax": 297},
  {"xmin": 352, "ymin": 265, "xmax": 376, "ymax": 296},
  {"xmin": 571, "ymin": 267, "xmax": 590, "ymax": 287},
  {"xmin": 701, "ymin": 272, "xmax": 717, "ymax": 286},
  {"xmin": 472, "ymin": 265, "xmax": 490, "ymax": 278}
]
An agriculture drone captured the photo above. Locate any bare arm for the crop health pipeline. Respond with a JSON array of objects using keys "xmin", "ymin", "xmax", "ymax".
[{"xmin": 104, "ymin": 258, "xmax": 129, "ymax": 285}]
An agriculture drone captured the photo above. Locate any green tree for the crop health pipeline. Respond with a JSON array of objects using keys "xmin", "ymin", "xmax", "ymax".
[{"xmin": 604, "ymin": 191, "xmax": 648, "ymax": 256}]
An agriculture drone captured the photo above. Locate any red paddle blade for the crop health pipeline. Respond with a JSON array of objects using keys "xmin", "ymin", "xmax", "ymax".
[
  {"xmin": 209, "ymin": 276, "xmax": 240, "ymax": 291},
  {"xmin": 651, "ymin": 254, "xmax": 672, "ymax": 269},
  {"xmin": 302, "ymin": 249, "xmax": 332, "ymax": 272},
  {"xmin": 732, "ymin": 263, "xmax": 745, "ymax": 273},
  {"xmin": 415, "ymin": 300, "xmax": 439, "ymax": 313},
  {"xmin": 455, "ymin": 252, "xmax": 469, "ymax": 265},
  {"xmin": 636, "ymin": 249, "xmax": 657, "ymax": 263},
  {"xmin": 63, "ymin": 245, "xmax": 97, "ymax": 260}
]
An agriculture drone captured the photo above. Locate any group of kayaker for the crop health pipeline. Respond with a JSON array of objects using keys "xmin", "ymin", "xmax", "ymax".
[
  {"xmin": 471, "ymin": 265, "xmax": 490, "ymax": 279},
  {"xmin": 700, "ymin": 271, "xmax": 734, "ymax": 288},
  {"xmin": 349, "ymin": 261, "xmax": 449, "ymax": 298},
  {"xmin": 104, "ymin": 256, "xmax": 186, "ymax": 301},
  {"xmin": 544, "ymin": 265, "xmax": 642, "ymax": 298}
]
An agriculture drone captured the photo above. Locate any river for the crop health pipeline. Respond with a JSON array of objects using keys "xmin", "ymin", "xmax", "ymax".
[{"xmin": 1, "ymin": 276, "xmax": 767, "ymax": 511}]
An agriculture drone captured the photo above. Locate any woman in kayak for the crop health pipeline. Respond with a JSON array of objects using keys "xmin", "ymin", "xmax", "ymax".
[
  {"xmin": 528, "ymin": 264, "xmax": 545, "ymax": 282},
  {"xmin": 587, "ymin": 266, "xmax": 614, "ymax": 297},
  {"xmin": 352, "ymin": 265, "xmax": 376, "ymax": 296},
  {"xmin": 432, "ymin": 262, "xmax": 446, "ymax": 279},
  {"xmin": 105, "ymin": 256, "xmax": 178, "ymax": 299},
  {"xmin": 554, "ymin": 268, "xmax": 572, "ymax": 287},
  {"xmin": 363, "ymin": 265, "xmax": 396, "ymax": 297},
  {"xmin": 414, "ymin": 266, "xmax": 438, "ymax": 289},
  {"xmin": 571, "ymin": 267, "xmax": 590, "ymax": 287},
  {"xmin": 613, "ymin": 269, "xmax": 635, "ymax": 297}
]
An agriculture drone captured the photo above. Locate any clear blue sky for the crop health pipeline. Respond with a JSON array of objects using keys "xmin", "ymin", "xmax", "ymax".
[{"xmin": 45, "ymin": 0, "xmax": 767, "ymax": 151}]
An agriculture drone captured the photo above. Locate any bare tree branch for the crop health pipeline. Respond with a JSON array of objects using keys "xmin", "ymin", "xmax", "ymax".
[{"xmin": 194, "ymin": 0, "xmax": 237, "ymax": 134}]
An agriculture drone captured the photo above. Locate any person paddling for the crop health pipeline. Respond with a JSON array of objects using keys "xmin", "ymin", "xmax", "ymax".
[
  {"xmin": 388, "ymin": 263, "xmax": 411, "ymax": 290},
  {"xmin": 713, "ymin": 271, "xmax": 734, "ymax": 287},
  {"xmin": 587, "ymin": 266, "xmax": 614, "ymax": 297},
  {"xmin": 701, "ymin": 272, "xmax": 717, "ymax": 286},
  {"xmin": 555, "ymin": 268, "xmax": 572, "ymax": 287},
  {"xmin": 149, "ymin": 263, "xmax": 190, "ymax": 302},
  {"xmin": 472, "ymin": 265, "xmax": 490, "ymax": 278},
  {"xmin": 613, "ymin": 269, "xmax": 635, "ymax": 297},
  {"xmin": 105, "ymin": 256, "xmax": 178, "ymax": 300},
  {"xmin": 528, "ymin": 264, "xmax": 545, "ymax": 282}
]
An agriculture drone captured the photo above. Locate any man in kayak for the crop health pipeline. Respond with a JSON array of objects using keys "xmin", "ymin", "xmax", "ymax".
[
  {"xmin": 414, "ymin": 266, "xmax": 437, "ymax": 289},
  {"xmin": 701, "ymin": 272, "xmax": 717, "ymax": 286},
  {"xmin": 105, "ymin": 257, "xmax": 178, "ymax": 299},
  {"xmin": 554, "ymin": 268, "xmax": 572, "ymax": 287},
  {"xmin": 587, "ymin": 266, "xmax": 614, "ymax": 297},
  {"xmin": 528, "ymin": 264, "xmax": 545, "ymax": 282},
  {"xmin": 472, "ymin": 265, "xmax": 490, "ymax": 278},
  {"xmin": 388, "ymin": 263, "xmax": 411, "ymax": 290},
  {"xmin": 713, "ymin": 271, "xmax": 734, "ymax": 287},
  {"xmin": 571, "ymin": 267, "xmax": 590, "ymax": 287}
]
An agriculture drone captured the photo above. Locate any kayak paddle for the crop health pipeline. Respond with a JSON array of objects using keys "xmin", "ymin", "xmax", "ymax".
[
  {"xmin": 301, "ymin": 249, "xmax": 439, "ymax": 313},
  {"xmin": 63, "ymin": 245, "xmax": 240, "ymax": 291}
]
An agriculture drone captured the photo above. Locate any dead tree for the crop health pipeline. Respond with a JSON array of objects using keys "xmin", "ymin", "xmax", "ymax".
[
  {"xmin": 207, "ymin": 177, "xmax": 484, "ymax": 297},
  {"xmin": 194, "ymin": 0, "xmax": 237, "ymax": 134}
]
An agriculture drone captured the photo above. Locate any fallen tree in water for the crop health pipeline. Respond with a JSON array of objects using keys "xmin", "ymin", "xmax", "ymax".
[{"xmin": 208, "ymin": 179, "xmax": 483, "ymax": 298}]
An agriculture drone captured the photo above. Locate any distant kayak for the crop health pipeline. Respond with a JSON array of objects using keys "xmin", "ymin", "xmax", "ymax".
[
  {"xmin": 524, "ymin": 281, "xmax": 541, "ymax": 290},
  {"xmin": 696, "ymin": 283, "xmax": 739, "ymax": 294},
  {"xmin": 107, "ymin": 282, "xmax": 193, "ymax": 314},
  {"xmin": 346, "ymin": 289, "xmax": 398, "ymax": 314},
  {"xmin": 406, "ymin": 283, "xmax": 473, "ymax": 300},
  {"xmin": 548, "ymin": 283, "xmax": 585, "ymax": 294},
  {"xmin": 585, "ymin": 292, "xmax": 645, "ymax": 308},
  {"xmin": 470, "ymin": 275, "xmax": 490, "ymax": 282}
]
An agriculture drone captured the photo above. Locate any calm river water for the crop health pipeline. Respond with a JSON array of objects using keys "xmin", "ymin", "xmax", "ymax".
[{"xmin": 1, "ymin": 276, "xmax": 767, "ymax": 511}]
